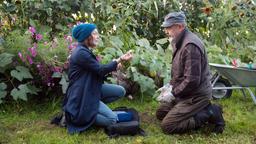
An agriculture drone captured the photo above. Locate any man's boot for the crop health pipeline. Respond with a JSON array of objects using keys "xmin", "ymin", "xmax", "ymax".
[
  {"xmin": 194, "ymin": 106, "xmax": 211, "ymax": 129},
  {"xmin": 207, "ymin": 104, "xmax": 225, "ymax": 134}
]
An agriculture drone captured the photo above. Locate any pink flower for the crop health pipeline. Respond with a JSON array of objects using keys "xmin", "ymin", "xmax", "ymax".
[
  {"xmin": 68, "ymin": 44, "xmax": 74, "ymax": 50},
  {"xmin": 33, "ymin": 43, "xmax": 37, "ymax": 48},
  {"xmin": 35, "ymin": 34, "xmax": 43, "ymax": 41},
  {"xmin": 18, "ymin": 52, "xmax": 25, "ymax": 62},
  {"xmin": 26, "ymin": 55, "xmax": 33, "ymax": 64},
  {"xmin": 28, "ymin": 47, "xmax": 37, "ymax": 57},
  {"xmin": 44, "ymin": 41, "xmax": 48, "ymax": 46},
  {"xmin": 67, "ymin": 23, "xmax": 73, "ymax": 28},
  {"xmin": 52, "ymin": 66, "xmax": 63, "ymax": 73},
  {"xmin": 29, "ymin": 26, "xmax": 36, "ymax": 35},
  {"xmin": 68, "ymin": 42, "xmax": 78, "ymax": 50},
  {"xmin": 37, "ymin": 64, "xmax": 41, "ymax": 68},
  {"xmin": 66, "ymin": 36, "xmax": 72, "ymax": 43},
  {"xmin": 76, "ymin": 21, "xmax": 82, "ymax": 25},
  {"xmin": 64, "ymin": 35, "xmax": 72, "ymax": 43},
  {"xmin": 232, "ymin": 59, "xmax": 238, "ymax": 67}
]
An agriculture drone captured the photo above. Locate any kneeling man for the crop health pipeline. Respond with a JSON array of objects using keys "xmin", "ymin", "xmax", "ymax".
[{"xmin": 156, "ymin": 11, "xmax": 225, "ymax": 134}]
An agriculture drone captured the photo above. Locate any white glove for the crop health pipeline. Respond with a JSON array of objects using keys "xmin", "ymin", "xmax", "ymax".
[{"xmin": 156, "ymin": 84, "xmax": 175, "ymax": 103}]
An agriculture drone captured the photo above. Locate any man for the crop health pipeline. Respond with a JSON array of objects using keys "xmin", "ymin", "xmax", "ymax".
[{"xmin": 156, "ymin": 12, "xmax": 225, "ymax": 134}]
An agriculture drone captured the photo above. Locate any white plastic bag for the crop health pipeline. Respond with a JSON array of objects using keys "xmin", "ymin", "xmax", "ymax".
[{"xmin": 156, "ymin": 84, "xmax": 175, "ymax": 103}]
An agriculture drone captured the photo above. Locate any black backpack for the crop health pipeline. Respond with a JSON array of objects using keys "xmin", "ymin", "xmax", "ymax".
[
  {"xmin": 104, "ymin": 107, "xmax": 146, "ymax": 138},
  {"xmin": 51, "ymin": 107, "xmax": 146, "ymax": 137}
]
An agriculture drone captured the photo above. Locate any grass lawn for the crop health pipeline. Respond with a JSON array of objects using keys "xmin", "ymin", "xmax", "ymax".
[{"xmin": 1, "ymin": 91, "xmax": 256, "ymax": 144}]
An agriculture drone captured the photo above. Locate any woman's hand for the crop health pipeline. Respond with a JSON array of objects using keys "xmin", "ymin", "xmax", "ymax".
[
  {"xmin": 117, "ymin": 63, "xmax": 123, "ymax": 70},
  {"xmin": 114, "ymin": 50, "xmax": 133, "ymax": 64},
  {"xmin": 120, "ymin": 50, "xmax": 133, "ymax": 61}
]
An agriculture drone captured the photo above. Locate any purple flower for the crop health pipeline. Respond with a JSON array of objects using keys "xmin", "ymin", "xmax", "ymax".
[
  {"xmin": 26, "ymin": 55, "xmax": 33, "ymax": 64},
  {"xmin": 18, "ymin": 52, "xmax": 25, "ymax": 62},
  {"xmin": 68, "ymin": 42, "xmax": 78, "ymax": 50},
  {"xmin": 64, "ymin": 35, "xmax": 72, "ymax": 43},
  {"xmin": 29, "ymin": 26, "xmax": 36, "ymax": 35},
  {"xmin": 35, "ymin": 34, "xmax": 43, "ymax": 41},
  {"xmin": 28, "ymin": 47, "xmax": 37, "ymax": 57}
]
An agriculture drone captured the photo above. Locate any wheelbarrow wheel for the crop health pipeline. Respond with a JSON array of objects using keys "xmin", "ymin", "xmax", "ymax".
[{"xmin": 212, "ymin": 77, "xmax": 232, "ymax": 99}]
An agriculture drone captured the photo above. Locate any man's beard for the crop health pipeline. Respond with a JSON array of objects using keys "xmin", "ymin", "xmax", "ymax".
[{"xmin": 168, "ymin": 37, "xmax": 173, "ymax": 43}]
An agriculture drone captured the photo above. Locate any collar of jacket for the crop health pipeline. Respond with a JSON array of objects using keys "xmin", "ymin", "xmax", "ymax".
[
  {"xmin": 78, "ymin": 42, "xmax": 94, "ymax": 54},
  {"xmin": 171, "ymin": 28, "xmax": 188, "ymax": 50},
  {"xmin": 171, "ymin": 28, "xmax": 188, "ymax": 59}
]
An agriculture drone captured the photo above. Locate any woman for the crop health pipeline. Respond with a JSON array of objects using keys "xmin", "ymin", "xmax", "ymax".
[{"xmin": 63, "ymin": 23, "xmax": 133, "ymax": 134}]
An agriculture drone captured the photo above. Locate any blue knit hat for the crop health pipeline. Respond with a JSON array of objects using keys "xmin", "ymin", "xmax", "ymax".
[{"xmin": 72, "ymin": 23, "xmax": 97, "ymax": 42}]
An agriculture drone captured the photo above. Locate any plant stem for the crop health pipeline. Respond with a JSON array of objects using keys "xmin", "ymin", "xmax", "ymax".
[{"xmin": 4, "ymin": 73, "xmax": 15, "ymax": 89}]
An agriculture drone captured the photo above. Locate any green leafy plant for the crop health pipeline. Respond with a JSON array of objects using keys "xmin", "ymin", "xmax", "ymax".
[
  {"xmin": 1, "ymin": 0, "xmax": 256, "ymax": 103},
  {"xmin": 0, "ymin": 53, "xmax": 40, "ymax": 103},
  {"xmin": 0, "ymin": 26, "xmax": 72, "ymax": 103},
  {"xmin": 0, "ymin": 0, "xmax": 81, "ymax": 37}
]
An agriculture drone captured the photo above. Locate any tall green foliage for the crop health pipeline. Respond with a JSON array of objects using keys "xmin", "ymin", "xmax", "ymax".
[{"xmin": 1, "ymin": 0, "xmax": 256, "ymax": 103}]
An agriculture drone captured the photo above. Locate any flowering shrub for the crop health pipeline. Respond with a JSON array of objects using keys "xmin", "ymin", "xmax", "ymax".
[
  {"xmin": 0, "ymin": 26, "xmax": 76, "ymax": 103},
  {"xmin": 1, "ymin": 0, "xmax": 255, "ymax": 103}
]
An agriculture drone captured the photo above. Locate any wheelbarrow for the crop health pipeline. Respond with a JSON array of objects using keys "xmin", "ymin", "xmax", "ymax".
[{"xmin": 210, "ymin": 63, "xmax": 256, "ymax": 105}]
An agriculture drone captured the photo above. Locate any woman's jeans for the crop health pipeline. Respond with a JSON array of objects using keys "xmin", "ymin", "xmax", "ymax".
[{"xmin": 94, "ymin": 84, "xmax": 126, "ymax": 127}]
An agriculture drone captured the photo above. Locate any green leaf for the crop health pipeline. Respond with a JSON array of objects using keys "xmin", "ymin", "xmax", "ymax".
[
  {"xmin": 59, "ymin": 73, "xmax": 69, "ymax": 94},
  {"xmin": 156, "ymin": 38, "xmax": 168, "ymax": 45},
  {"xmin": 10, "ymin": 84, "xmax": 39, "ymax": 101},
  {"xmin": 134, "ymin": 73, "xmax": 155, "ymax": 93},
  {"xmin": 46, "ymin": 8, "xmax": 52, "ymax": 16},
  {"xmin": 29, "ymin": 19, "xmax": 36, "ymax": 27},
  {"xmin": 0, "ymin": 83, "xmax": 7, "ymax": 104},
  {"xmin": 26, "ymin": 85, "xmax": 41, "ymax": 95},
  {"xmin": 156, "ymin": 44, "xmax": 163, "ymax": 51},
  {"xmin": 103, "ymin": 47, "xmax": 117, "ymax": 56},
  {"xmin": 11, "ymin": 84, "xmax": 29, "ymax": 101},
  {"xmin": 11, "ymin": 66, "xmax": 33, "ymax": 81},
  {"xmin": 52, "ymin": 72, "xmax": 62, "ymax": 78},
  {"xmin": 131, "ymin": 55, "xmax": 140, "ymax": 65},
  {"xmin": 110, "ymin": 36, "xmax": 124, "ymax": 49},
  {"xmin": 0, "ymin": 82, "xmax": 7, "ymax": 90},
  {"xmin": 0, "ymin": 53, "xmax": 14, "ymax": 68},
  {"xmin": 5, "ymin": 3, "xmax": 16, "ymax": 12},
  {"xmin": 137, "ymin": 38, "xmax": 151, "ymax": 49},
  {"xmin": 55, "ymin": 24, "xmax": 64, "ymax": 30},
  {"xmin": 130, "ymin": 66, "xmax": 137, "ymax": 73}
]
